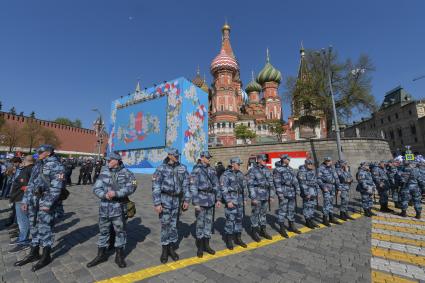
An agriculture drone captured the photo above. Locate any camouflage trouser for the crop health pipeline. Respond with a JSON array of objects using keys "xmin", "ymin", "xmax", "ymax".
[
  {"xmin": 250, "ymin": 200, "xmax": 268, "ymax": 228},
  {"xmin": 339, "ymin": 190, "xmax": 349, "ymax": 213},
  {"xmin": 277, "ymin": 196, "xmax": 295, "ymax": 223},
  {"xmin": 98, "ymin": 216, "xmax": 126, "ymax": 248},
  {"xmin": 378, "ymin": 185, "xmax": 389, "ymax": 206},
  {"xmin": 195, "ymin": 206, "xmax": 213, "ymax": 239},
  {"xmin": 159, "ymin": 206, "xmax": 178, "ymax": 245},
  {"xmin": 322, "ymin": 190, "xmax": 335, "ymax": 217},
  {"xmin": 28, "ymin": 208, "xmax": 55, "ymax": 248},
  {"xmin": 224, "ymin": 204, "xmax": 243, "ymax": 235},
  {"xmin": 54, "ymin": 201, "xmax": 64, "ymax": 223},
  {"xmin": 361, "ymin": 193, "xmax": 373, "ymax": 210},
  {"xmin": 401, "ymin": 187, "xmax": 422, "ymax": 213},
  {"xmin": 302, "ymin": 197, "xmax": 316, "ymax": 219},
  {"xmin": 391, "ymin": 185, "xmax": 400, "ymax": 204}
]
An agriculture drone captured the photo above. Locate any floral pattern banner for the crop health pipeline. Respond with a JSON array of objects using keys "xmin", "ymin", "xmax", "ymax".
[{"xmin": 108, "ymin": 77, "xmax": 208, "ymax": 173}]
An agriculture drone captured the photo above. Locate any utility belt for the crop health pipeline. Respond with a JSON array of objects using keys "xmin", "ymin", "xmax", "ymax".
[
  {"xmin": 106, "ymin": 196, "xmax": 130, "ymax": 204},
  {"xmin": 161, "ymin": 191, "xmax": 181, "ymax": 197},
  {"xmin": 198, "ymin": 187, "xmax": 214, "ymax": 193}
]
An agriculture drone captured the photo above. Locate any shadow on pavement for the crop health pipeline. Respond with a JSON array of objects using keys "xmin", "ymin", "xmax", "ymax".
[
  {"xmin": 52, "ymin": 223, "xmax": 98, "ymax": 259},
  {"xmin": 55, "ymin": 218, "xmax": 80, "ymax": 233},
  {"xmin": 125, "ymin": 217, "xmax": 151, "ymax": 256}
]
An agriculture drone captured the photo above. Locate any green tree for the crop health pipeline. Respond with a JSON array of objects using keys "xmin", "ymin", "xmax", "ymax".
[
  {"xmin": 9, "ymin": 107, "xmax": 16, "ymax": 115},
  {"xmin": 285, "ymin": 49, "xmax": 376, "ymax": 134},
  {"xmin": 267, "ymin": 119, "xmax": 286, "ymax": 142},
  {"xmin": 30, "ymin": 111, "xmax": 36, "ymax": 118},
  {"xmin": 21, "ymin": 119, "xmax": 42, "ymax": 153},
  {"xmin": 235, "ymin": 124, "xmax": 256, "ymax": 144},
  {"xmin": 54, "ymin": 117, "xmax": 82, "ymax": 128}
]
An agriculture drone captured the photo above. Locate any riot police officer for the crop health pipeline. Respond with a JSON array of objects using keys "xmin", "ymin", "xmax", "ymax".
[
  {"xmin": 297, "ymin": 159, "xmax": 320, "ymax": 229},
  {"xmin": 397, "ymin": 160, "xmax": 424, "ymax": 219},
  {"xmin": 386, "ymin": 159, "xmax": 401, "ymax": 208},
  {"xmin": 190, "ymin": 151, "xmax": 221, "ymax": 258},
  {"xmin": 220, "ymin": 157, "xmax": 248, "ymax": 250},
  {"xmin": 248, "ymin": 154, "xmax": 274, "ymax": 242},
  {"xmin": 317, "ymin": 157, "xmax": 341, "ymax": 226},
  {"xmin": 87, "ymin": 152, "xmax": 137, "ymax": 268},
  {"xmin": 372, "ymin": 161, "xmax": 393, "ymax": 213},
  {"xmin": 335, "ymin": 160, "xmax": 355, "ymax": 220},
  {"xmin": 356, "ymin": 162, "xmax": 376, "ymax": 217},
  {"xmin": 152, "ymin": 148, "xmax": 190, "ymax": 263},
  {"xmin": 273, "ymin": 154, "xmax": 301, "ymax": 236},
  {"xmin": 15, "ymin": 144, "xmax": 65, "ymax": 271}
]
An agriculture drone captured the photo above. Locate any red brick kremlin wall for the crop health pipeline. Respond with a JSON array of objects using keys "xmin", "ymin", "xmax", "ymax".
[{"xmin": 0, "ymin": 111, "xmax": 108, "ymax": 154}]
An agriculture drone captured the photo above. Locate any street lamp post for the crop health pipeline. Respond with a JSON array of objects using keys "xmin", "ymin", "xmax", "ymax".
[
  {"xmin": 322, "ymin": 46, "xmax": 343, "ymax": 160},
  {"xmin": 92, "ymin": 108, "xmax": 105, "ymax": 160}
]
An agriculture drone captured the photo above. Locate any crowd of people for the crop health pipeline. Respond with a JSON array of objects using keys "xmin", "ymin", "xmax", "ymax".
[{"xmin": 1, "ymin": 145, "xmax": 425, "ymax": 272}]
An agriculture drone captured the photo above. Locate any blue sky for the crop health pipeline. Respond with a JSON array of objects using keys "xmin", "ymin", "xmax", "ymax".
[{"xmin": 1, "ymin": 0, "xmax": 424, "ymax": 128}]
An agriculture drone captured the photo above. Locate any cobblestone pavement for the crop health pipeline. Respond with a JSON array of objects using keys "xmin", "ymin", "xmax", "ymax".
[
  {"xmin": 371, "ymin": 201, "xmax": 425, "ymax": 283},
  {"xmin": 0, "ymin": 171, "xmax": 370, "ymax": 283}
]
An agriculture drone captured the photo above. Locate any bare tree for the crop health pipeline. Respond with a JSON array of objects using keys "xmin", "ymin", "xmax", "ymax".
[
  {"xmin": 21, "ymin": 119, "xmax": 42, "ymax": 153},
  {"xmin": 40, "ymin": 128, "xmax": 61, "ymax": 148},
  {"xmin": 0, "ymin": 124, "xmax": 21, "ymax": 152}
]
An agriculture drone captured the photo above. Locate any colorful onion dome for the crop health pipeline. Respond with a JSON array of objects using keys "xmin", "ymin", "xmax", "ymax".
[
  {"xmin": 245, "ymin": 77, "xmax": 262, "ymax": 93},
  {"xmin": 210, "ymin": 49, "xmax": 239, "ymax": 74},
  {"xmin": 257, "ymin": 49, "xmax": 282, "ymax": 85}
]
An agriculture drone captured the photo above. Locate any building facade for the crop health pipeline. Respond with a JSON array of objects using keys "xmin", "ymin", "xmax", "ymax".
[
  {"xmin": 202, "ymin": 23, "xmax": 282, "ymax": 146},
  {"xmin": 343, "ymin": 86, "xmax": 425, "ymax": 155}
]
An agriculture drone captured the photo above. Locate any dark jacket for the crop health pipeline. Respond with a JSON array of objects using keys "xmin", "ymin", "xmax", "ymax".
[{"xmin": 9, "ymin": 164, "xmax": 34, "ymax": 203}]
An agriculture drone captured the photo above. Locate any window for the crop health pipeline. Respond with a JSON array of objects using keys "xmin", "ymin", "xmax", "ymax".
[
  {"xmin": 389, "ymin": 130, "xmax": 394, "ymax": 139},
  {"xmin": 248, "ymin": 122, "xmax": 250, "ymax": 127},
  {"xmin": 217, "ymin": 123, "xmax": 220, "ymax": 129},
  {"xmin": 409, "ymin": 110, "xmax": 412, "ymax": 115},
  {"xmin": 388, "ymin": 116, "xmax": 391, "ymax": 122},
  {"xmin": 411, "ymin": 125, "xmax": 416, "ymax": 135},
  {"xmin": 415, "ymin": 137, "xmax": 418, "ymax": 142},
  {"xmin": 222, "ymin": 122, "xmax": 225, "ymax": 128},
  {"xmin": 258, "ymin": 126, "xmax": 261, "ymax": 130},
  {"xmin": 395, "ymin": 113, "xmax": 399, "ymax": 119},
  {"xmin": 220, "ymin": 105, "xmax": 224, "ymax": 111},
  {"xmin": 270, "ymin": 112, "xmax": 273, "ymax": 119},
  {"xmin": 381, "ymin": 118, "xmax": 384, "ymax": 124},
  {"xmin": 397, "ymin": 128, "xmax": 402, "ymax": 137}
]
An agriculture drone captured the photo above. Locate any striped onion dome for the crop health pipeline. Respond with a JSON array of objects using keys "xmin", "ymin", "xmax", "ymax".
[
  {"xmin": 245, "ymin": 79, "xmax": 262, "ymax": 93},
  {"xmin": 210, "ymin": 49, "xmax": 239, "ymax": 74},
  {"xmin": 257, "ymin": 49, "xmax": 282, "ymax": 85}
]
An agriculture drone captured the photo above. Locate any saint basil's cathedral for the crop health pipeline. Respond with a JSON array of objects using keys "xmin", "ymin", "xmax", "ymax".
[{"xmin": 191, "ymin": 22, "xmax": 327, "ymax": 146}]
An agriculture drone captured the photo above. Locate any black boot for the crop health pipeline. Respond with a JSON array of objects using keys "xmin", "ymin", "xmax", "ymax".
[
  {"xmin": 311, "ymin": 219, "xmax": 320, "ymax": 228},
  {"xmin": 288, "ymin": 221, "xmax": 302, "ymax": 234},
  {"xmin": 115, "ymin": 247, "xmax": 126, "ymax": 268},
  {"xmin": 340, "ymin": 212, "xmax": 348, "ymax": 221},
  {"xmin": 251, "ymin": 227, "xmax": 261, "ymax": 242},
  {"xmin": 323, "ymin": 215, "xmax": 330, "ymax": 226},
  {"xmin": 305, "ymin": 219, "xmax": 315, "ymax": 229},
  {"xmin": 31, "ymin": 246, "xmax": 52, "ymax": 272},
  {"xmin": 203, "ymin": 238, "xmax": 215, "ymax": 255},
  {"xmin": 87, "ymin": 247, "xmax": 108, "ymax": 268},
  {"xmin": 14, "ymin": 246, "xmax": 40, "ymax": 266},
  {"xmin": 259, "ymin": 225, "xmax": 272, "ymax": 240},
  {"xmin": 168, "ymin": 244, "xmax": 179, "ymax": 261},
  {"xmin": 400, "ymin": 210, "xmax": 407, "ymax": 217},
  {"xmin": 160, "ymin": 245, "xmax": 169, "ymax": 263},
  {"xmin": 225, "ymin": 234, "xmax": 233, "ymax": 250},
  {"xmin": 196, "ymin": 238, "xmax": 204, "ymax": 258},
  {"xmin": 234, "ymin": 233, "xmax": 247, "ymax": 248},
  {"xmin": 380, "ymin": 204, "xmax": 394, "ymax": 213},
  {"xmin": 364, "ymin": 209, "xmax": 371, "ymax": 217},
  {"xmin": 346, "ymin": 212, "xmax": 355, "ymax": 220},
  {"xmin": 278, "ymin": 223, "xmax": 289, "ymax": 237},
  {"xmin": 416, "ymin": 212, "xmax": 421, "ymax": 220},
  {"xmin": 329, "ymin": 214, "xmax": 341, "ymax": 225}
]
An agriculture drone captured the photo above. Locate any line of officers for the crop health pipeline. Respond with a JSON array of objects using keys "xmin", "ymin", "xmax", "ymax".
[
  {"xmin": 86, "ymin": 149, "xmax": 425, "ymax": 268},
  {"xmin": 13, "ymin": 144, "xmax": 425, "ymax": 271}
]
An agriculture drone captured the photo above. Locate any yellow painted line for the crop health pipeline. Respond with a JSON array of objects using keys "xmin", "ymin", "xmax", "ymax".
[
  {"xmin": 95, "ymin": 213, "xmax": 362, "ymax": 283},
  {"xmin": 372, "ymin": 233, "xmax": 425, "ymax": 248},
  {"xmin": 371, "ymin": 270, "xmax": 418, "ymax": 283},
  {"xmin": 373, "ymin": 216, "xmax": 425, "ymax": 226},
  {"xmin": 372, "ymin": 247, "xmax": 425, "ymax": 267},
  {"xmin": 372, "ymin": 223, "xmax": 425, "ymax": 236}
]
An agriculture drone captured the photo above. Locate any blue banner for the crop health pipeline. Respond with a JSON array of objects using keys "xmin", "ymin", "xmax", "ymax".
[{"xmin": 112, "ymin": 96, "xmax": 167, "ymax": 151}]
